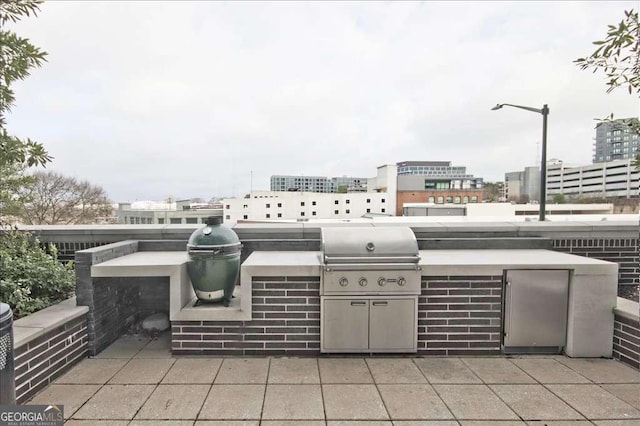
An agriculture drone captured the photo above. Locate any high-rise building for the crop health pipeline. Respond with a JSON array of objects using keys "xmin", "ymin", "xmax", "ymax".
[
  {"xmin": 270, "ymin": 175, "xmax": 368, "ymax": 193},
  {"xmin": 547, "ymin": 159, "xmax": 638, "ymax": 199},
  {"xmin": 504, "ymin": 166, "xmax": 540, "ymax": 202},
  {"xmin": 593, "ymin": 118, "xmax": 639, "ymax": 163}
]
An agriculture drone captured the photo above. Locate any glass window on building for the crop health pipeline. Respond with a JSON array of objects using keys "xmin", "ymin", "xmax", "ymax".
[
  {"xmin": 158, "ymin": 218, "xmax": 165, "ymax": 224},
  {"xmin": 334, "ymin": 210, "xmax": 339, "ymax": 214},
  {"xmin": 134, "ymin": 217, "xmax": 140, "ymax": 224},
  {"xmin": 428, "ymin": 196, "xmax": 435, "ymax": 203},
  {"xmin": 437, "ymin": 197, "xmax": 444, "ymax": 204},
  {"xmin": 266, "ymin": 203, "xmax": 270, "ymax": 208},
  {"xmin": 446, "ymin": 196, "xmax": 452, "ymax": 203},
  {"xmin": 243, "ymin": 215, "xmax": 248, "ymax": 220},
  {"xmin": 463, "ymin": 196, "xmax": 469, "ymax": 203},
  {"xmin": 346, "ymin": 209, "xmax": 350, "ymax": 214},
  {"xmin": 301, "ymin": 202, "xmax": 305, "ymax": 206},
  {"xmin": 170, "ymin": 217, "xmax": 181, "ymax": 224},
  {"xmin": 366, "ymin": 198, "xmax": 371, "ymax": 203},
  {"xmin": 346, "ymin": 199, "xmax": 350, "ymax": 204},
  {"xmin": 225, "ymin": 205, "xmax": 230, "ymax": 209},
  {"xmin": 301, "ymin": 212, "xmax": 305, "ymax": 216},
  {"xmin": 225, "ymin": 215, "xmax": 230, "ymax": 220},
  {"xmin": 454, "ymin": 197, "xmax": 461, "ymax": 204},
  {"xmin": 381, "ymin": 198, "xmax": 385, "ymax": 203},
  {"xmin": 185, "ymin": 218, "xmax": 197, "ymax": 224},
  {"xmin": 381, "ymin": 208, "xmax": 385, "ymax": 213},
  {"xmin": 277, "ymin": 213, "xmax": 282, "ymax": 218},
  {"xmin": 366, "ymin": 208, "xmax": 371, "ymax": 213},
  {"xmin": 266, "ymin": 214, "xmax": 270, "ymax": 218},
  {"xmin": 312, "ymin": 211, "xmax": 316, "ymax": 216},
  {"xmin": 334, "ymin": 200, "xmax": 339, "ymax": 204},
  {"xmin": 277, "ymin": 203, "xmax": 282, "ymax": 207},
  {"xmin": 312, "ymin": 201, "xmax": 316, "ymax": 206},
  {"xmin": 471, "ymin": 196, "xmax": 478, "ymax": 203}
]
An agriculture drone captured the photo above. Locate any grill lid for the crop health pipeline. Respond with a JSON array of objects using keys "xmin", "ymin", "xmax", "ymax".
[
  {"xmin": 187, "ymin": 216, "xmax": 241, "ymax": 252},
  {"xmin": 321, "ymin": 227, "xmax": 419, "ymax": 264}
]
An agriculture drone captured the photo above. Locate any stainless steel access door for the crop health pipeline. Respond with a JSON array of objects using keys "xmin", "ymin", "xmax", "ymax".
[
  {"xmin": 369, "ymin": 298, "xmax": 417, "ymax": 352},
  {"xmin": 322, "ymin": 299, "xmax": 369, "ymax": 352},
  {"xmin": 504, "ymin": 270, "xmax": 570, "ymax": 348}
]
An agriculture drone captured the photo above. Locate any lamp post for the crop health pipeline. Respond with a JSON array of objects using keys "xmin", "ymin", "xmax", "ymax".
[{"xmin": 492, "ymin": 103, "xmax": 549, "ymax": 221}]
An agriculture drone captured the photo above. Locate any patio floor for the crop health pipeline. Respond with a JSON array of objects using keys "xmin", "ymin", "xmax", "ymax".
[{"xmin": 27, "ymin": 332, "xmax": 640, "ymax": 425}]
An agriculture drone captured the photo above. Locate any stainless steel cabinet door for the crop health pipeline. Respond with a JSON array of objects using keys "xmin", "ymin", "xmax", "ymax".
[
  {"xmin": 322, "ymin": 299, "xmax": 369, "ymax": 351},
  {"xmin": 369, "ymin": 298, "xmax": 416, "ymax": 351},
  {"xmin": 504, "ymin": 270, "xmax": 569, "ymax": 348}
]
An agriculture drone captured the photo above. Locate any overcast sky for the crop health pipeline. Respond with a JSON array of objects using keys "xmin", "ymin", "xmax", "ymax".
[{"xmin": 7, "ymin": 1, "xmax": 639, "ymax": 202}]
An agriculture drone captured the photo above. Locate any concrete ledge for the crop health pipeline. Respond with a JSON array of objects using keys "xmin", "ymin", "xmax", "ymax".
[
  {"xmin": 614, "ymin": 297, "xmax": 640, "ymax": 322},
  {"xmin": 13, "ymin": 297, "xmax": 89, "ymax": 348}
]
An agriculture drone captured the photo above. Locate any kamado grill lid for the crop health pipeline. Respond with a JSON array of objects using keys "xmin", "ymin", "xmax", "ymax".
[
  {"xmin": 321, "ymin": 226, "xmax": 419, "ymax": 261},
  {"xmin": 187, "ymin": 216, "xmax": 241, "ymax": 250}
]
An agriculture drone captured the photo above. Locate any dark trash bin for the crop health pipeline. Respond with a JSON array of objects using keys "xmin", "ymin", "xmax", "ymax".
[
  {"xmin": 186, "ymin": 216, "xmax": 242, "ymax": 307},
  {"xmin": 0, "ymin": 303, "xmax": 16, "ymax": 404}
]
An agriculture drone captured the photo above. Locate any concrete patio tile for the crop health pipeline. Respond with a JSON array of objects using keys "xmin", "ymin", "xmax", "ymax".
[
  {"xmin": 378, "ymin": 384, "xmax": 454, "ymax": 420},
  {"xmin": 556, "ymin": 358, "xmax": 640, "ymax": 383},
  {"xmin": 64, "ymin": 421, "xmax": 130, "ymax": 426},
  {"xmin": 527, "ymin": 422, "xmax": 593, "ymax": 425},
  {"xmin": 73, "ymin": 384, "xmax": 155, "ymax": 420},
  {"xmin": 393, "ymin": 422, "xmax": 459, "ymax": 426},
  {"xmin": 109, "ymin": 358, "xmax": 175, "ymax": 384},
  {"xmin": 601, "ymin": 384, "xmax": 640, "ymax": 410},
  {"xmin": 268, "ymin": 358, "xmax": 320, "ymax": 384},
  {"xmin": 214, "ymin": 358, "xmax": 269, "ymax": 384},
  {"xmin": 135, "ymin": 332, "xmax": 173, "ymax": 358},
  {"xmin": 593, "ymin": 421, "xmax": 640, "ymax": 425},
  {"xmin": 461, "ymin": 358, "xmax": 536, "ymax": 384},
  {"xmin": 261, "ymin": 422, "xmax": 326, "ymax": 426},
  {"xmin": 130, "ymin": 422, "xmax": 195, "ymax": 426},
  {"xmin": 433, "ymin": 384, "xmax": 519, "ymax": 420},
  {"xmin": 55, "ymin": 358, "xmax": 127, "ymax": 384},
  {"xmin": 366, "ymin": 358, "xmax": 428, "ymax": 384},
  {"xmin": 509, "ymin": 358, "xmax": 591, "ymax": 384},
  {"xmin": 194, "ymin": 422, "xmax": 259, "ymax": 426},
  {"xmin": 94, "ymin": 335, "xmax": 150, "ymax": 359},
  {"xmin": 323, "ymin": 384, "xmax": 389, "ymax": 420},
  {"xmin": 490, "ymin": 384, "xmax": 585, "ymax": 420},
  {"xmin": 162, "ymin": 358, "xmax": 223, "ymax": 384},
  {"xmin": 27, "ymin": 384, "xmax": 100, "ymax": 419},
  {"xmin": 262, "ymin": 384, "xmax": 324, "ymax": 420},
  {"xmin": 460, "ymin": 422, "xmax": 525, "ymax": 425},
  {"xmin": 135, "ymin": 384, "xmax": 210, "ymax": 420},
  {"xmin": 413, "ymin": 358, "xmax": 481, "ymax": 384},
  {"xmin": 319, "ymin": 358, "xmax": 373, "ymax": 383},
  {"xmin": 199, "ymin": 385, "xmax": 265, "ymax": 420},
  {"xmin": 547, "ymin": 384, "xmax": 640, "ymax": 419},
  {"xmin": 327, "ymin": 422, "xmax": 392, "ymax": 425}
]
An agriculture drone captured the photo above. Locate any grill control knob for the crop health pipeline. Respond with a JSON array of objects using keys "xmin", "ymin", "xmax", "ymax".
[
  {"xmin": 359, "ymin": 277, "xmax": 368, "ymax": 287},
  {"xmin": 339, "ymin": 277, "xmax": 348, "ymax": 287},
  {"xmin": 377, "ymin": 277, "xmax": 387, "ymax": 287},
  {"xmin": 397, "ymin": 277, "xmax": 406, "ymax": 287}
]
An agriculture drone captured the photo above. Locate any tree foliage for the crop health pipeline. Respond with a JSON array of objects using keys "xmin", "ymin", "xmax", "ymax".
[
  {"xmin": 575, "ymin": 9, "xmax": 639, "ymax": 95},
  {"xmin": 0, "ymin": 228, "xmax": 75, "ymax": 318},
  {"xmin": 0, "ymin": 0, "xmax": 51, "ymax": 222},
  {"xmin": 16, "ymin": 171, "xmax": 114, "ymax": 224}
]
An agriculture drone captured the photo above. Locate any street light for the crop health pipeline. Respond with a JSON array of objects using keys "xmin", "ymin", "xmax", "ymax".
[{"xmin": 492, "ymin": 103, "xmax": 550, "ymax": 221}]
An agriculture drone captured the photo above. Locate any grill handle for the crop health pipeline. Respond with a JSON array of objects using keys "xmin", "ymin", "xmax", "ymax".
[
  {"xmin": 324, "ymin": 263, "xmax": 422, "ymax": 271},
  {"xmin": 324, "ymin": 255, "xmax": 420, "ymax": 264}
]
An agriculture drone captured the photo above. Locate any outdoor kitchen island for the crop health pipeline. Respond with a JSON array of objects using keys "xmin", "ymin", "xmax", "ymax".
[{"xmin": 171, "ymin": 248, "xmax": 618, "ymax": 357}]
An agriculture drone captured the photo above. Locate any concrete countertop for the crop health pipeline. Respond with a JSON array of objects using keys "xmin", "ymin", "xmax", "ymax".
[
  {"xmin": 91, "ymin": 251, "xmax": 188, "ymax": 276},
  {"xmin": 418, "ymin": 249, "xmax": 618, "ymax": 276}
]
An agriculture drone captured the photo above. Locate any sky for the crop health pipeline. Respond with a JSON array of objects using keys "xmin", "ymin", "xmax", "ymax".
[{"xmin": 7, "ymin": 1, "xmax": 639, "ymax": 202}]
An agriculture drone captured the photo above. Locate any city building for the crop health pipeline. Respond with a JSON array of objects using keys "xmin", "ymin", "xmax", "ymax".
[
  {"xmin": 117, "ymin": 199, "xmax": 223, "ymax": 224},
  {"xmin": 395, "ymin": 161, "xmax": 484, "ymax": 215},
  {"xmin": 547, "ymin": 159, "xmax": 639, "ymax": 200},
  {"xmin": 504, "ymin": 166, "xmax": 540, "ymax": 203},
  {"xmin": 593, "ymin": 118, "xmax": 639, "ymax": 163},
  {"xmin": 270, "ymin": 175, "xmax": 368, "ymax": 193},
  {"xmin": 223, "ymin": 190, "xmax": 391, "ymax": 224}
]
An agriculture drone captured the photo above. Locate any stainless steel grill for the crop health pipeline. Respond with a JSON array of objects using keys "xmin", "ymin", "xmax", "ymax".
[{"xmin": 320, "ymin": 226, "xmax": 421, "ymax": 353}]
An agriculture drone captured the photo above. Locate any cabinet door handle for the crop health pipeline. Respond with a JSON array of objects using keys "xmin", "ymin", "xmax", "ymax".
[
  {"xmin": 350, "ymin": 301, "xmax": 367, "ymax": 306},
  {"xmin": 372, "ymin": 301, "xmax": 388, "ymax": 306}
]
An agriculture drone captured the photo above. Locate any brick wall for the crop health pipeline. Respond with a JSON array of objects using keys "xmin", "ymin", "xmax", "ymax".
[
  {"xmin": 419, "ymin": 275, "xmax": 503, "ymax": 356},
  {"xmin": 613, "ymin": 313, "xmax": 640, "ymax": 370},
  {"xmin": 172, "ymin": 276, "xmax": 321, "ymax": 355},
  {"xmin": 396, "ymin": 190, "xmax": 484, "ymax": 216},
  {"xmin": 14, "ymin": 315, "xmax": 88, "ymax": 403},
  {"xmin": 552, "ymin": 238, "xmax": 639, "ymax": 289}
]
